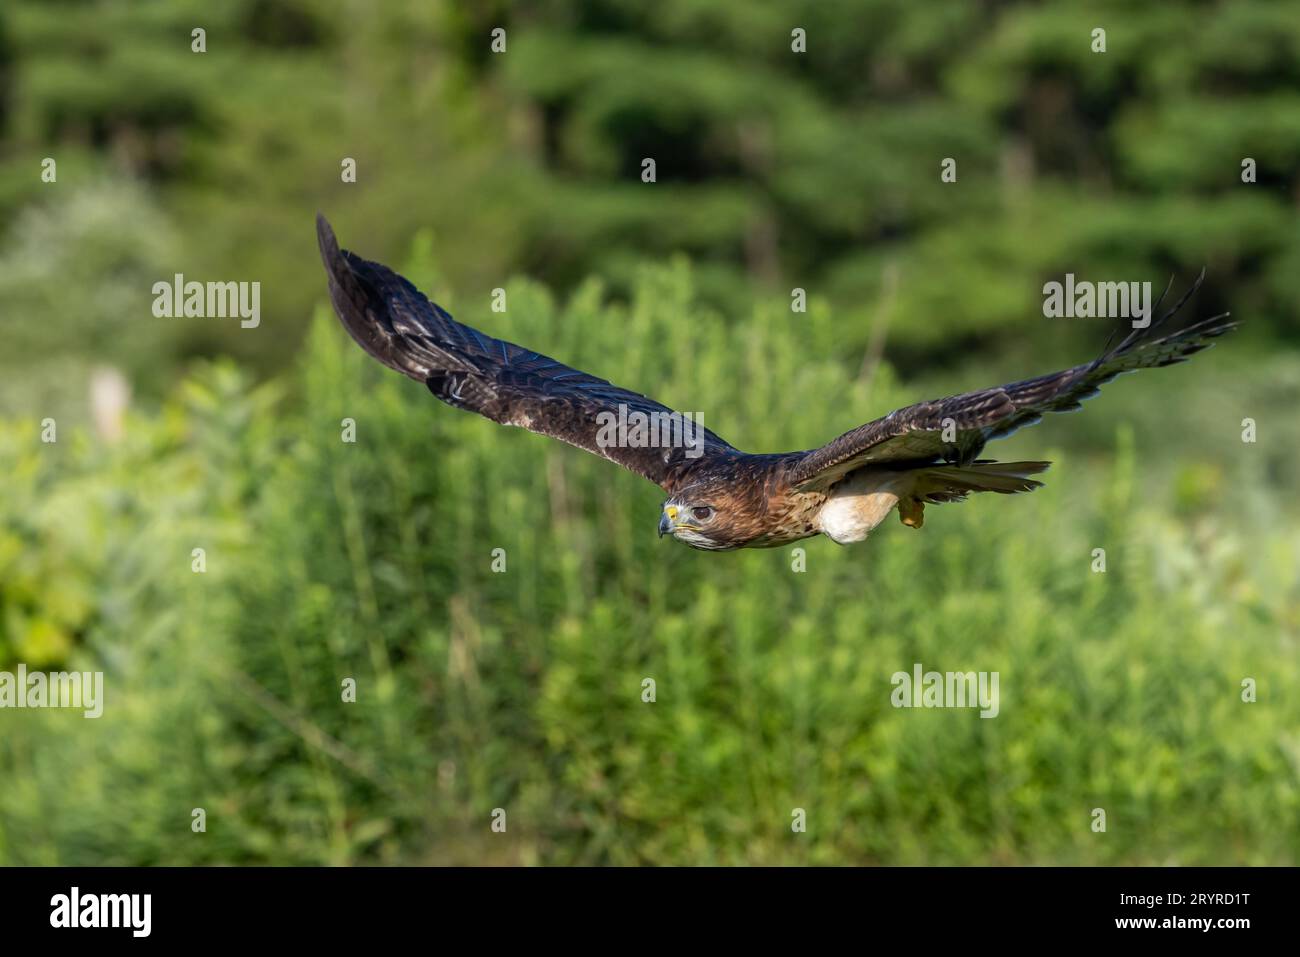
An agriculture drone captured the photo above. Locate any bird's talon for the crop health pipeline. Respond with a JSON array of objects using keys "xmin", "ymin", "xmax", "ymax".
[{"xmin": 899, "ymin": 499, "xmax": 924, "ymax": 528}]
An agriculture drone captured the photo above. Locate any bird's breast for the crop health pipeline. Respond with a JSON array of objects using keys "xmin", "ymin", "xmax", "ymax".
[{"xmin": 816, "ymin": 470, "xmax": 910, "ymax": 544}]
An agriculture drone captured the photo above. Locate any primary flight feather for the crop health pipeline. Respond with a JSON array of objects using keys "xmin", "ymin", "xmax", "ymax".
[{"xmin": 317, "ymin": 214, "xmax": 1235, "ymax": 551}]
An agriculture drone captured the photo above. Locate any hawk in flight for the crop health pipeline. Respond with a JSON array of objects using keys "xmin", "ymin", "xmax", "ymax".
[{"xmin": 318, "ymin": 215, "xmax": 1234, "ymax": 552}]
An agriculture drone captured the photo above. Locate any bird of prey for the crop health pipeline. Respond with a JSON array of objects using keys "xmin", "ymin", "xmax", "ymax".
[{"xmin": 317, "ymin": 215, "xmax": 1234, "ymax": 552}]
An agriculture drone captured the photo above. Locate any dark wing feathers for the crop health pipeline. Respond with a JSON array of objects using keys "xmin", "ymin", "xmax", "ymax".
[
  {"xmin": 317, "ymin": 215, "xmax": 734, "ymax": 492},
  {"xmin": 320, "ymin": 213, "xmax": 1233, "ymax": 499},
  {"xmin": 788, "ymin": 272, "xmax": 1234, "ymax": 491}
]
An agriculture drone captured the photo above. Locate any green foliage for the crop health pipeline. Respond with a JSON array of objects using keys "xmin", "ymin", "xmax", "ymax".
[
  {"xmin": 3, "ymin": 0, "xmax": 1300, "ymax": 395},
  {"xmin": 1, "ymin": 264, "xmax": 1295, "ymax": 865}
]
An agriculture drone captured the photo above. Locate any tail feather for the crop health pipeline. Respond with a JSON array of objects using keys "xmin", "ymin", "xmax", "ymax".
[{"xmin": 916, "ymin": 459, "xmax": 1050, "ymax": 503}]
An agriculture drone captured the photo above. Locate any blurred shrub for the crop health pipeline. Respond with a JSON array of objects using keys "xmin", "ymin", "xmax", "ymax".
[{"xmin": 0, "ymin": 178, "xmax": 181, "ymax": 425}]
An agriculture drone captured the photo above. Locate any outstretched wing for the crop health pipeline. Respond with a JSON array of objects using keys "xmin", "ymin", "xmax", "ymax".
[
  {"xmin": 788, "ymin": 274, "xmax": 1235, "ymax": 491},
  {"xmin": 317, "ymin": 215, "xmax": 734, "ymax": 492}
]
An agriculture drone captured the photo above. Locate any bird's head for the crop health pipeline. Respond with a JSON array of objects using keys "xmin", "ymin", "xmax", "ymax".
[{"xmin": 658, "ymin": 490, "xmax": 750, "ymax": 551}]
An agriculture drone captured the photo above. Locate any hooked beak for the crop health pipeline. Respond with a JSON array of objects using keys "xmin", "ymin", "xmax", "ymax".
[{"xmin": 658, "ymin": 505, "xmax": 677, "ymax": 538}]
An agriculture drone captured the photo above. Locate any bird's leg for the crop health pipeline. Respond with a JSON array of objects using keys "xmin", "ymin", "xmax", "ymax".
[{"xmin": 898, "ymin": 497, "xmax": 925, "ymax": 528}]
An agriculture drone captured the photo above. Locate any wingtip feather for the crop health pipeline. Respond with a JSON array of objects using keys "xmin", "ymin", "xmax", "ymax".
[{"xmin": 316, "ymin": 213, "xmax": 341, "ymax": 268}]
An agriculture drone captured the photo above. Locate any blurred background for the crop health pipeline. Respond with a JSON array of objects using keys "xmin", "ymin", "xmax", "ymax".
[{"xmin": 0, "ymin": 0, "xmax": 1297, "ymax": 865}]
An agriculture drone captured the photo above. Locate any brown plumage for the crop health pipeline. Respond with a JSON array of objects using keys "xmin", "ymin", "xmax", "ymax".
[{"xmin": 317, "ymin": 215, "xmax": 1235, "ymax": 551}]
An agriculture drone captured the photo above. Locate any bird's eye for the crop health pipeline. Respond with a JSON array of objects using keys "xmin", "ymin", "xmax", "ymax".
[{"xmin": 691, "ymin": 506, "xmax": 714, "ymax": 523}]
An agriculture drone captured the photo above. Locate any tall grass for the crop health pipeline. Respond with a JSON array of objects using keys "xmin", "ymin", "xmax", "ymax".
[{"xmin": 1, "ymin": 262, "xmax": 1296, "ymax": 864}]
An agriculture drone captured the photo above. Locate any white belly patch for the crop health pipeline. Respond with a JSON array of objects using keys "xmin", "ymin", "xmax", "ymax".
[{"xmin": 816, "ymin": 471, "xmax": 912, "ymax": 544}]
